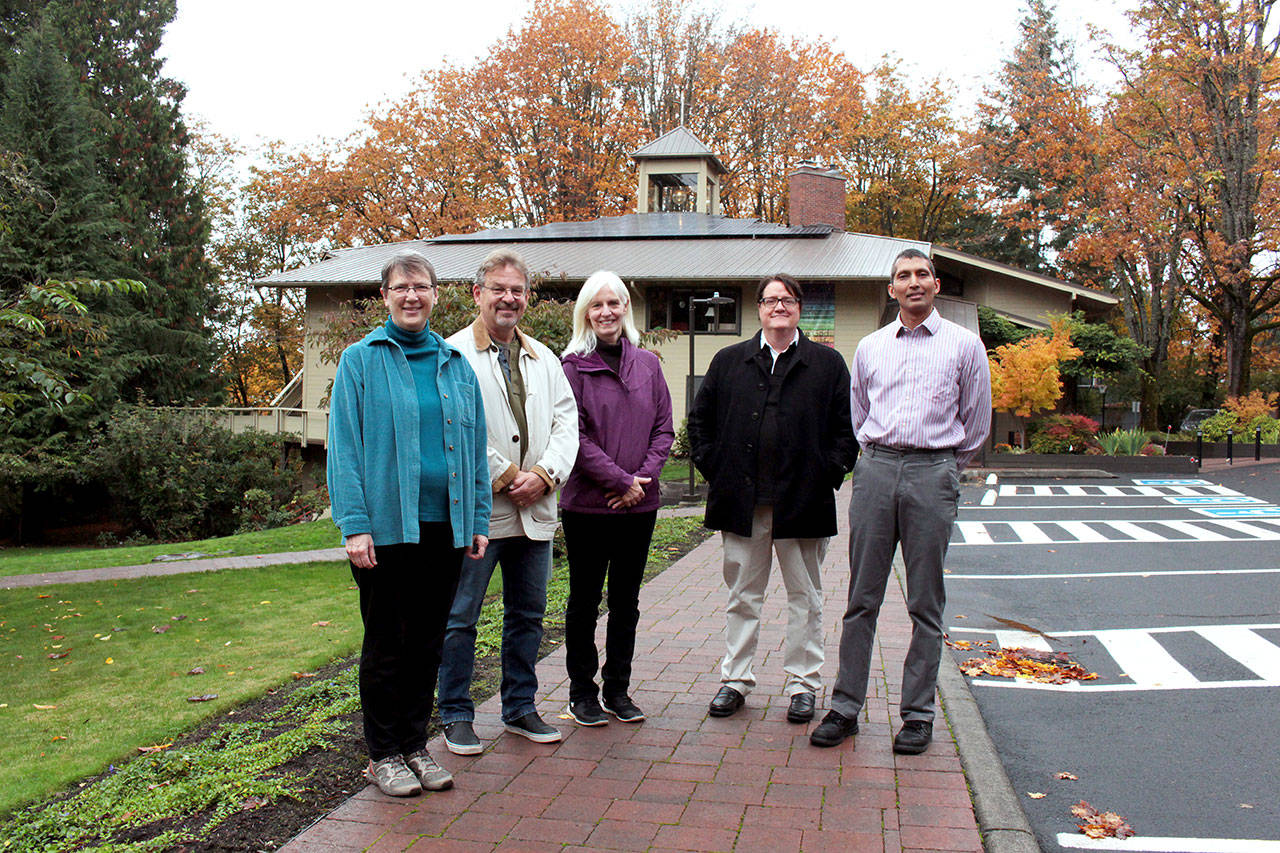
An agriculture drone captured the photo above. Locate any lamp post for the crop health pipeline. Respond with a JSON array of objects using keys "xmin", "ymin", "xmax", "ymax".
[{"xmin": 685, "ymin": 291, "xmax": 734, "ymax": 502}]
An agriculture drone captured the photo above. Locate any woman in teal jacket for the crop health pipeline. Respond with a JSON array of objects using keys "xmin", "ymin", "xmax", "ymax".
[{"xmin": 327, "ymin": 250, "xmax": 490, "ymax": 798}]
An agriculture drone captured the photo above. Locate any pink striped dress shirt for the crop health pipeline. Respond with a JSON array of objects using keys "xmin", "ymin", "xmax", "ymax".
[{"xmin": 850, "ymin": 309, "xmax": 992, "ymax": 470}]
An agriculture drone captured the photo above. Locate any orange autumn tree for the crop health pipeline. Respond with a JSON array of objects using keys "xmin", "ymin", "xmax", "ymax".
[
  {"xmin": 1110, "ymin": 0, "xmax": 1280, "ymax": 398},
  {"xmin": 989, "ymin": 319, "xmax": 1083, "ymax": 447},
  {"xmin": 966, "ymin": 0, "xmax": 1100, "ymax": 272},
  {"xmin": 837, "ymin": 60, "xmax": 970, "ymax": 242}
]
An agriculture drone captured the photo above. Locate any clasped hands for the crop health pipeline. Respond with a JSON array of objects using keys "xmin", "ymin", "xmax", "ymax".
[{"xmin": 606, "ymin": 476, "xmax": 651, "ymax": 510}]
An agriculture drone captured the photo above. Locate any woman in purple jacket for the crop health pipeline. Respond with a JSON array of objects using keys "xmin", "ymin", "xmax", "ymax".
[{"xmin": 561, "ymin": 270, "xmax": 674, "ymax": 726}]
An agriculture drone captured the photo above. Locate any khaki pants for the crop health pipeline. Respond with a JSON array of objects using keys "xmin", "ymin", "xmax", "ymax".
[{"xmin": 720, "ymin": 506, "xmax": 828, "ymax": 697}]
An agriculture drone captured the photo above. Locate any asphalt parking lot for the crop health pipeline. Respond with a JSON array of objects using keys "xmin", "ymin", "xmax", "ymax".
[{"xmin": 946, "ymin": 463, "xmax": 1280, "ymax": 852}]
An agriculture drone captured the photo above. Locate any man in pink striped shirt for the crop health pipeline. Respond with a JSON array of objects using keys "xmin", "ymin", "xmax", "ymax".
[{"xmin": 811, "ymin": 248, "xmax": 991, "ymax": 753}]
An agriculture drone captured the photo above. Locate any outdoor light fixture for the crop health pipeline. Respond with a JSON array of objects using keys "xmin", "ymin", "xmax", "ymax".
[{"xmin": 685, "ymin": 291, "xmax": 734, "ymax": 502}]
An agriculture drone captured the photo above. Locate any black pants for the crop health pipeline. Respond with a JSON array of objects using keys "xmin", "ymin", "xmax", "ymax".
[
  {"xmin": 562, "ymin": 510, "xmax": 657, "ymax": 704},
  {"xmin": 350, "ymin": 522, "xmax": 463, "ymax": 761}
]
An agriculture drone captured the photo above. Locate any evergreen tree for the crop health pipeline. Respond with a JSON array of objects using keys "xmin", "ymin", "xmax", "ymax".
[
  {"xmin": 48, "ymin": 0, "xmax": 220, "ymax": 403},
  {"xmin": 0, "ymin": 17, "xmax": 135, "ymax": 441},
  {"xmin": 0, "ymin": 17, "xmax": 123, "ymax": 291}
]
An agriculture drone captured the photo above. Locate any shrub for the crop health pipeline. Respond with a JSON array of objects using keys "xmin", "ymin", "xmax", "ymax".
[
  {"xmin": 1223, "ymin": 390, "xmax": 1278, "ymax": 422},
  {"xmin": 1244, "ymin": 415, "xmax": 1280, "ymax": 444},
  {"xmin": 671, "ymin": 418, "xmax": 690, "ymax": 459},
  {"xmin": 1096, "ymin": 428, "xmax": 1150, "ymax": 455},
  {"xmin": 1197, "ymin": 410, "xmax": 1240, "ymax": 441},
  {"xmin": 1140, "ymin": 443, "xmax": 1165, "ymax": 456},
  {"xmin": 92, "ymin": 407, "xmax": 306, "ymax": 541},
  {"xmin": 1027, "ymin": 414, "xmax": 1099, "ymax": 454}
]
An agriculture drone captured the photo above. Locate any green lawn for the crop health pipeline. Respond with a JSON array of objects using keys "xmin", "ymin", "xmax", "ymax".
[
  {"xmin": 0, "ymin": 513, "xmax": 709, "ymax": 827},
  {"xmin": 0, "ymin": 561, "xmax": 360, "ymax": 813},
  {"xmin": 0, "ymin": 519, "xmax": 342, "ymax": 578}
]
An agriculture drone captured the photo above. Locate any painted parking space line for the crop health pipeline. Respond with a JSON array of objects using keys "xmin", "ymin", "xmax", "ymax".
[
  {"xmin": 952, "ymin": 518, "xmax": 1280, "ymax": 545},
  {"xmin": 1057, "ymin": 832, "xmax": 1280, "ymax": 851},
  {"xmin": 1197, "ymin": 626, "xmax": 1280, "ymax": 681},
  {"xmin": 1165, "ymin": 496, "xmax": 1267, "ymax": 505},
  {"xmin": 1103, "ymin": 520, "xmax": 1168, "ymax": 541},
  {"xmin": 997, "ymin": 484, "xmax": 1243, "ymax": 498},
  {"xmin": 951, "ymin": 624, "xmax": 1280, "ymax": 692},
  {"xmin": 1094, "ymin": 629, "xmax": 1198, "ymax": 688},
  {"xmin": 1194, "ymin": 507, "xmax": 1280, "ymax": 518},
  {"xmin": 947, "ymin": 567, "xmax": 1280, "ymax": 580}
]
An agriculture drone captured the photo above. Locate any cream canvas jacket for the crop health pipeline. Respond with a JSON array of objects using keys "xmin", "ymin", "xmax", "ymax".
[{"xmin": 446, "ymin": 321, "xmax": 579, "ymax": 541}]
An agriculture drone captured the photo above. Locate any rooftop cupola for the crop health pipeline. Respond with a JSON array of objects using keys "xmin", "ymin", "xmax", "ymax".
[{"xmin": 631, "ymin": 127, "xmax": 727, "ymax": 216}]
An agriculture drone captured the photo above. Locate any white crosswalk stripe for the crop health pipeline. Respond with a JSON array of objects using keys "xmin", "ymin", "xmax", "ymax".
[
  {"xmin": 951, "ymin": 624, "xmax": 1280, "ymax": 692},
  {"xmin": 996, "ymin": 484, "xmax": 1244, "ymax": 498},
  {"xmin": 952, "ymin": 518, "xmax": 1280, "ymax": 545}
]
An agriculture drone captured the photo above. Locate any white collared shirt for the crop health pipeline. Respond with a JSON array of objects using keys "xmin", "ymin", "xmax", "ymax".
[{"xmin": 761, "ymin": 329, "xmax": 800, "ymax": 370}]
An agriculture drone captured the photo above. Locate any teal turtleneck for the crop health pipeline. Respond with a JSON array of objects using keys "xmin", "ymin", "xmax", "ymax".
[{"xmin": 384, "ymin": 317, "xmax": 448, "ymax": 522}]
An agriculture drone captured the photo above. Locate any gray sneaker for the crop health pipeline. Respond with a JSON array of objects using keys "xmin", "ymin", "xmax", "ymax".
[
  {"xmin": 404, "ymin": 748, "xmax": 453, "ymax": 791},
  {"xmin": 443, "ymin": 721, "xmax": 483, "ymax": 756},
  {"xmin": 503, "ymin": 711, "xmax": 562, "ymax": 743},
  {"xmin": 363, "ymin": 755, "xmax": 422, "ymax": 797}
]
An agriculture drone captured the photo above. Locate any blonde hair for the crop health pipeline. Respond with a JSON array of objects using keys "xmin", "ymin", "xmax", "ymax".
[{"xmin": 563, "ymin": 270, "xmax": 640, "ymax": 356}]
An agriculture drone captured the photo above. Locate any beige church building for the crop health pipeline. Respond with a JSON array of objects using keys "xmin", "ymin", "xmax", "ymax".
[{"xmin": 245, "ymin": 128, "xmax": 1117, "ymax": 452}]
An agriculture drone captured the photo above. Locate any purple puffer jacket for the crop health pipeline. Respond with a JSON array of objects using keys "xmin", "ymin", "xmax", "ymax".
[{"xmin": 560, "ymin": 340, "xmax": 674, "ymax": 513}]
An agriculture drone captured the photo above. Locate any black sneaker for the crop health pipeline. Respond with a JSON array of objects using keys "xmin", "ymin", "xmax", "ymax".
[
  {"xmin": 893, "ymin": 720, "xmax": 933, "ymax": 754},
  {"xmin": 602, "ymin": 695, "xmax": 645, "ymax": 723},
  {"xmin": 443, "ymin": 721, "xmax": 482, "ymax": 756},
  {"xmin": 809, "ymin": 710, "xmax": 859, "ymax": 748},
  {"xmin": 568, "ymin": 698, "xmax": 608, "ymax": 727},
  {"xmin": 503, "ymin": 712, "xmax": 562, "ymax": 743}
]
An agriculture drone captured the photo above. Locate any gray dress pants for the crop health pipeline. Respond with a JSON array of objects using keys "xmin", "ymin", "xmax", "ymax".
[{"xmin": 830, "ymin": 445, "xmax": 959, "ymax": 723}]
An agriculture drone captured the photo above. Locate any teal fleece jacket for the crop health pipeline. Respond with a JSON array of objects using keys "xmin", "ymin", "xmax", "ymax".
[{"xmin": 327, "ymin": 323, "xmax": 491, "ymax": 548}]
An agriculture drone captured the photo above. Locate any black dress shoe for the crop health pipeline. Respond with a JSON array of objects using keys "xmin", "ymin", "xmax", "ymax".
[
  {"xmin": 809, "ymin": 710, "xmax": 858, "ymax": 747},
  {"xmin": 708, "ymin": 685, "xmax": 745, "ymax": 717},
  {"xmin": 893, "ymin": 720, "xmax": 933, "ymax": 754},
  {"xmin": 786, "ymin": 692, "xmax": 815, "ymax": 723}
]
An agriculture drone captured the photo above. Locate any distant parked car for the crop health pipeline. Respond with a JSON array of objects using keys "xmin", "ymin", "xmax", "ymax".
[{"xmin": 1180, "ymin": 408, "xmax": 1219, "ymax": 433}]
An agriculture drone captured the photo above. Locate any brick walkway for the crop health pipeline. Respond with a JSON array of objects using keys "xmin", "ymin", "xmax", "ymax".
[{"xmin": 283, "ymin": 497, "xmax": 983, "ymax": 853}]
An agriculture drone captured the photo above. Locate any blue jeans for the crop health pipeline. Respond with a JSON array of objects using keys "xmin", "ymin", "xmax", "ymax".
[{"xmin": 437, "ymin": 536, "xmax": 552, "ymax": 724}]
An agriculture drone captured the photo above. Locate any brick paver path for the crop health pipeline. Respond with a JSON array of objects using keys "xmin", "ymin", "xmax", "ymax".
[{"xmin": 282, "ymin": 493, "xmax": 982, "ymax": 853}]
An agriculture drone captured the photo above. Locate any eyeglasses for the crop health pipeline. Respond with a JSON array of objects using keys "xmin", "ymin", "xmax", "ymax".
[
  {"xmin": 480, "ymin": 285, "xmax": 529, "ymax": 299},
  {"xmin": 759, "ymin": 296, "xmax": 800, "ymax": 308},
  {"xmin": 386, "ymin": 284, "xmax": 437, "ymax": 295}
]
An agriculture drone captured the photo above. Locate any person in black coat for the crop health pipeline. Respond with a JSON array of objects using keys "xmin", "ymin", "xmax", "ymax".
[{"xmin": 688, "ymin": 274, "xmax": 857, "ymax": 725}]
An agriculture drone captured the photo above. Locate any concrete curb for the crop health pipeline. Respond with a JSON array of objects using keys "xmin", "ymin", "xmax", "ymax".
[{"xmin": 936, "ymin": 620, "xmax": 1042, "ymax": 853}]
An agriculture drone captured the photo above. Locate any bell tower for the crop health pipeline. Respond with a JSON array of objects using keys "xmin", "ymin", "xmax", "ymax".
[{"xmin": 631, "ymin": 127, "xmax": 727, "ymax": 215}]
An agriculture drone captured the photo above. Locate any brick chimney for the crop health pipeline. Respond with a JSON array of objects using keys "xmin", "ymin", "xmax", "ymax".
[{"xmin": 788, "ymin": 162, "xmax": 846, "ymax": 229}]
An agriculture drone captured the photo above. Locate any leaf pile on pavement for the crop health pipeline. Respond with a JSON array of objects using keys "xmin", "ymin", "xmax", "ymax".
[
  {"xmin": 958, "ymin": 646, "xmax": 1097, "ymax": 684},
  {"xmin": 1071, "ymin": 800, "xmax": 1134, "ymax": 839}
]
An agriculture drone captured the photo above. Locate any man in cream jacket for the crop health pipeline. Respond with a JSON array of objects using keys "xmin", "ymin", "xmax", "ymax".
[{"xmin": 439, "ymin": 248, "xmax": 579, "ymax": 754}]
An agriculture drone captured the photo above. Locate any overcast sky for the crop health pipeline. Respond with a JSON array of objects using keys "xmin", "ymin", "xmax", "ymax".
[{"xmin": 159, "ymin": 0, "xmax": 1133, "ymax": 152}]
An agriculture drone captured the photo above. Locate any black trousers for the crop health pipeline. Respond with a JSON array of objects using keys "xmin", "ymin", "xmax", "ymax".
[
  {"xmin": 350, "ymin": 522, "xmax": 463, "ymax": 761},
  {"xmin": 561, "ymin": 510, "xmax": 657, "ymax": 704}
]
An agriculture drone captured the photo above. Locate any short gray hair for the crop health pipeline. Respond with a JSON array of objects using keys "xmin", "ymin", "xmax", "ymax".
[
  {"xmin": 474, "ymin": 248, "xmax": 531, "ymax": 290},
  {"xmin": 380, "ymin": 249, "xmax": 438, "ymax": 289}
]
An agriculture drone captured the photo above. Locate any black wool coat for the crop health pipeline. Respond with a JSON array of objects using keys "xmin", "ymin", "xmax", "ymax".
[{"xmin": 687, "ymin": 330, "xmax": 858, "ymax": 539}]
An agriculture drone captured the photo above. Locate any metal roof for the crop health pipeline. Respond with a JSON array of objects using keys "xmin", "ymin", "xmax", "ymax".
[
  {"xmin": 933, "ymin": 246, "xmax": 1118, "ymax": 308},
  {"xmin": 253, "ymin": 212, "xmax": 1116, "ymax": 313},
  {"xmin": 430, "ymin": 213, "xmax": 832, "ymax": 243},
  {"xmin": 256, "ymin": 222, "xmax": 926, "ymax": 287},
  {"xmin": 630, "ymin": 127, "xmax": 728, "ymax": 173}
]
